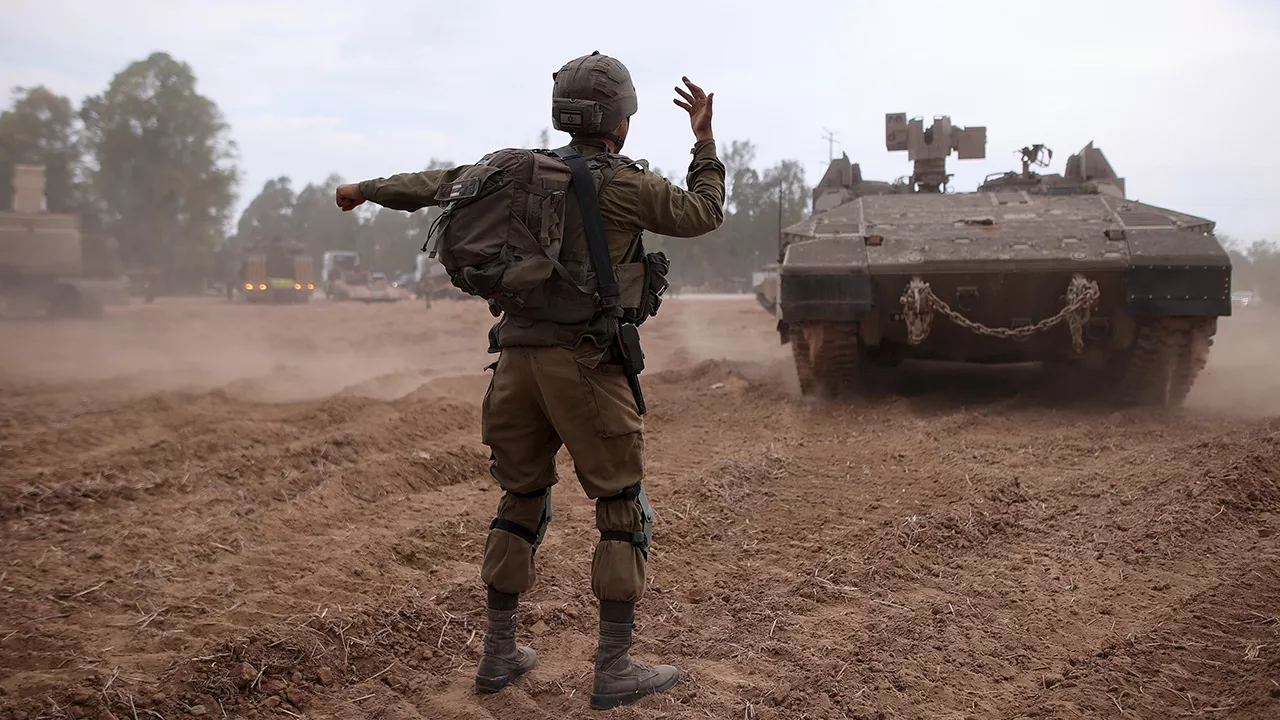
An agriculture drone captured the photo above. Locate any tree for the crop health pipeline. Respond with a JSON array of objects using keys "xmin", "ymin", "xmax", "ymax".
[
  {"xmin": 365, "ymin": 158, "xmax": 456, "ymax": 273},
  {"xmin": 655, "ymin": 141, "xmax": 810, "ymax": 291},
  {"xmin": 1242, "ymin": 239, "xmax": 1279, "ymax": 296},
  {"xmin": 80, "ymin": 52, "xmax": 238, "ymax": 289},
  {"xmin": 720, "ymin": 139, "xmax": 759, "ymax": 213},
  {"xmin": 235, "ymin": 176, "xmax": 295, "ymax": 246},
  {"xmin": 362, "ymin": 206, "xmax": 415, "ymax": 273},
  {"xmin": 292, "ymin": 173, "xmax": 362, "ymax": 262},
  {"xmin": 0, "ymin": 86, "xmax": 83, "ymax": 213}
]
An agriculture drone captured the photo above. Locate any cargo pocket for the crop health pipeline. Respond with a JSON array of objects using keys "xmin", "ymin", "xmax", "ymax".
[{"xmin": 573, "ymin": 348, "xmax": 643, "ymax": 438}]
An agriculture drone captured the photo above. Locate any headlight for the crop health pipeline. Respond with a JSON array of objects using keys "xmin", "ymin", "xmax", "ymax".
[
  {"xmin": 307, "ymin": 284, "xmax": 314, "ymax": 290},
  {"xmin": 244, "ymin": 283, "xmax": 253, "ymax": 290},
  {"xmin": 294, "ymin": 283, "xmax": 302, "ymax": 290},
  {"xmin": 259, "ymin": 284, "xmax": 267, "ymax": 290}
]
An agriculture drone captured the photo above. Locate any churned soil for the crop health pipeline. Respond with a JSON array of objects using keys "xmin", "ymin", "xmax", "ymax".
[{"xmin": 1, "ymin": 296, "xmax": 1277, "ymax": 720}]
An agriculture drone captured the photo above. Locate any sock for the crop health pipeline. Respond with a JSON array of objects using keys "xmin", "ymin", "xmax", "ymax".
[
  {"xmin": 600, "ymin": 600, "xmax": 635, "ymax": 625},
  {"xmin": 487, "ymin": 585, "xmax": 518, "ymax": 612}
]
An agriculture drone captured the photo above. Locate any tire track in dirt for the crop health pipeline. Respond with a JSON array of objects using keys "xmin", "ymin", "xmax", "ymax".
[
  {"xmin": 8, "ymin": 367, "xmax": 1270, "ymax": 720},
  {"xmin": 1005, "ymin": 554, "xmax": 1280, "ymax": 719},
  {"xmin": 0, "ymin": 381, "xmax": 496, "ymax": 708},
  {"xmin": 199, "ymin": 369, "xmax": 1275, "ymax": 720},
  {"xmin": 631, "ymin": 389, "xmax": 1278, "ymax": 720}
]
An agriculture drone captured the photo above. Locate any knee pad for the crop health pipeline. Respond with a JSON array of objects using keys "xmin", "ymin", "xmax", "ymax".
[
  {"xmin": 490, "ymin": 487, "xmax": 552, "ymax": 553},
  {"xmin": 596, "ymin": 482, "xmax": 653, "ymax": 560}
]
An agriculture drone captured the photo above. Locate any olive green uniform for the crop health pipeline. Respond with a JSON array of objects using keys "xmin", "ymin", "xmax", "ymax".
[{"xmin": 358, "ymin": 137, "xmax": 725, "ymax": 602}]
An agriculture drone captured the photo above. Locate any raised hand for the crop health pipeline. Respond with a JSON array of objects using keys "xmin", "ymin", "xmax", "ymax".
[{"xmin": 673, "ymin": 77, "xmax": 714, "ymax": 142}]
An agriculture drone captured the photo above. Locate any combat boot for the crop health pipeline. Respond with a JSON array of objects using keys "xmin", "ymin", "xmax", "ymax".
[
  {"xmin": 473, "ymin": 593, "xmax": 536, "ymax": 694},
  {"xmin": 590, "ymin": 614, "xmax": 680, "ymax": 709}
]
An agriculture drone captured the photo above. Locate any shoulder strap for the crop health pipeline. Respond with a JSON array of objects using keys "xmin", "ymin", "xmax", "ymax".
[{"xmin": 552, "ymin": 146, "xmax": 622, "ymax": 319}]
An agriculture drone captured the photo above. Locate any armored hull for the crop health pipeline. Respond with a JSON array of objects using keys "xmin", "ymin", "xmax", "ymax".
[
  {"xmin": 0, "ymin": 165, "xmax": 125, "ymax": 318},
  {"xmin": 772, "ymin": 116, "xmax": 1230, "ymax": 407}
]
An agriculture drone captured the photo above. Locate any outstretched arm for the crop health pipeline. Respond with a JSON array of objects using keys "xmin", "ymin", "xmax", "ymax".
[
  {"xmin": 335, "ymin": 165, "xmax": 472, "ymax": 213},
  {"xmin": 624, "ymin": 77, "xmax": 725, "ymax": 237}
]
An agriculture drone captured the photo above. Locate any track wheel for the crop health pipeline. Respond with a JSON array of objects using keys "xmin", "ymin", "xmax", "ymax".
[
  {"xmin": 1117, "ymin": 317, "xmax": 1215, "ymax": 407},
  {"xmin": 789, "ymin": 326, "xmax": 817, "ymax": 396},
  {"xmin": 790, "ymin": 323, "xmax": 861, "ymax": 399}
]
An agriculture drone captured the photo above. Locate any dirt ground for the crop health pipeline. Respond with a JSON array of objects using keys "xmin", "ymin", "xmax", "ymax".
[{"xmin": 1, "ymin": 295, "xmax": 1277, "ymax": 720}]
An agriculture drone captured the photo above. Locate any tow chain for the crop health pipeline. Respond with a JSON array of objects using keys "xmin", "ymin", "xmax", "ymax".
[{"xmin": 899, "ymin": 273, "xmax": 1101, "ymax": 353}]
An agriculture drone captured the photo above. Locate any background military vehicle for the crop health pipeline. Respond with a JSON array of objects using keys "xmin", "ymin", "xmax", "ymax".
[
  {"xmin": 752, "ymin": 262, "xmax": 778, "ymax": 313},
  {"xmin": 322, "ymin": 250, "xmax": 364, "ymax": 299},
  {"xmin": 321, "ymin": 249, "xmax": 402, "ymax": 302},
  {"xmin": 414, "ymin": 251, "xmax": 465, "ymax": 305},
  {"xmin": 770, "ymin": 113, "xmax": 1232, "ymax": 407},
  {"xmin": 0, "ymin": 164, "xmax": 126, "ymax": 318},
  {"xmin": 362, "ymin": 271, "xmax": 399, "ymax": 302},
  {"xmin": 236, "ymin": 236, "xmax": 314, "ymax": 303}
]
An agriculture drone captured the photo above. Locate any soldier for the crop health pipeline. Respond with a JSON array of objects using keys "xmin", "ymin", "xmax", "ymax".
[{"xmin": 335, "ymin": 52, "xmax": 724, "ymax": 709}]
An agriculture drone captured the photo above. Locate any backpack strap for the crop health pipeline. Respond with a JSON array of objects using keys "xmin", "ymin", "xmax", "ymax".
[{"xmin": 552, "ymin": 146, "xmax": 623, "ymax": 319}]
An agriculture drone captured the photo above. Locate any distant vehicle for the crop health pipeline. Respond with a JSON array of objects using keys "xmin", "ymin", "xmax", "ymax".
[
  {"xmin": 1228, "ymin": 289, "xmax": 1259, "ymax": 307},
  {"xmin": 0, "ymin": 164, "xmax": 127, "ymax": 318},
  {"xmin": 359, "ymin": 271, "xmax": 399, "ymax": 303},
  {"xmin": 752, "ymin": 263, "xmax": 778, "ymax": 313},
  {"xmin": 322, "ymin": 250, "xmax": 366, "ymax": 299},
  {"xmin": 237, "ymin": 237, "xmax": 314, "ymax": 304},
  {"xmin": 414, "ymin": 251, "xmax": 466, "ymax": 305}
]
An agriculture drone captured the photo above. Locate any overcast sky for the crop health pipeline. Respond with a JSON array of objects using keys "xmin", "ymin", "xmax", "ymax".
[{"xmin": 3, "ymin": 0, "xmax": 1277, "ymax": 244}]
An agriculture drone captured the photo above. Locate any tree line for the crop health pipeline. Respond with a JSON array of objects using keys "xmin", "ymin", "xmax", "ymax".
[
  {"xmin": 0, "ymin": 53, "xmax": 236, "ymax": 291},
  {"xmin": 0, "ymin": 51, "xmax": 812, "ymax": 294},
  {"xmin": 8, "ymin": 51, "xmax": 1270, "ymax": 297}
]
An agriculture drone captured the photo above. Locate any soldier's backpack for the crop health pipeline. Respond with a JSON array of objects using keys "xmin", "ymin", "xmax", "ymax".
[{"xmin": 422, "ymin": 146, "xmax": 668, "ymax": 326}]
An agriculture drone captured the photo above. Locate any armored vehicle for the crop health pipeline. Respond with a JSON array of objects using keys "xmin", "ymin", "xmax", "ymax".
[
  {"xmin": 752, "ymin": 262, "xmax": 778, "ymax": 313},
  {"xmin": 322, "ymin": 250, "xmax": 364, "ymax": 299},
  {"xmin": 0, "ymin": 164, "xmax": 126, "ymax": 318},
  {"xmin": 771, "ymin": 114, "xmax": 1231, "ymax": 407}
]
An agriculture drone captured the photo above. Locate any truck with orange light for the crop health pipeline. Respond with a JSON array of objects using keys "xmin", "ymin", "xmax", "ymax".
[{"xmin": 236, "ymin": 236, "xmax": 314, "ymax": 304}]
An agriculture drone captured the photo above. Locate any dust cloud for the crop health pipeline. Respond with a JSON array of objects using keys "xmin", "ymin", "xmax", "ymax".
[
  {"xmin": 1186, "ymin": 306, "xmax": 1280, "ymax": 417},
  {"xmin": 0, "ymin": 297, "xmax": 498, "ymax": 402},
  {"xmin": 2, "ymin": 296, "xmax": 1277, "ymax": 415}
]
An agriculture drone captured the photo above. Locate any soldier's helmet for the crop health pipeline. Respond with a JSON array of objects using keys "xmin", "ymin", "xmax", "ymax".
[{"xmin": 550, "ymin": 51, "xmax": 637, "ymax": 138}]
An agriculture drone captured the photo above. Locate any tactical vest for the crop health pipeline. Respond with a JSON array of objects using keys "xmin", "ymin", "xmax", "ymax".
[{"xmin": 424, "ymin": 147, "xmax": 668, "ymax": 333}]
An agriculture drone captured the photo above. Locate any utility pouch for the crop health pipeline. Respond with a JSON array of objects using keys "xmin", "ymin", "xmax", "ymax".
[
  {"xmin": 640, "ymin": 250, "xmax": 670, "ymax": 323},
  {"xmin": 616, "ymin": 322, "xmax": 646, "ymax": 415}
]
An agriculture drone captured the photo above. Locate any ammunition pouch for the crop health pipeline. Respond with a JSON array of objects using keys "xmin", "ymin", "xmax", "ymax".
[
  {"xmin": 597, "ymin": 482, "xmax": 654, "ymax": 560},
  {"xmin": 620, "ymin": 251, "xmax": 670, "ymax": 327},
  {"xmin": 616, "ymin": 323, "xmax": 645, "ymax": 376}
]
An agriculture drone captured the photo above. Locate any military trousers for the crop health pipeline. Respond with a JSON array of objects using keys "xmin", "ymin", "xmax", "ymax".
[{"xmin": 479, "ymin": 344, "xmax": 650, "ymax": 603}]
